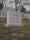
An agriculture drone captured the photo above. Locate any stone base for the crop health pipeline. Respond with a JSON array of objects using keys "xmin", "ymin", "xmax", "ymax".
[{"xmin": 4, "ymin": 24, "xmax": 24, "ymax": 27}]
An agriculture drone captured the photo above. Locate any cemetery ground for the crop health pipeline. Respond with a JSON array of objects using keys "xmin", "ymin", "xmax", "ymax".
[
  {"xmin": 0, "ymin": 7, "xmax": 30, "ymax": 39},
  {"xmin": 0, "ymin": 18, "xmax": 29, "ymax": 40}
]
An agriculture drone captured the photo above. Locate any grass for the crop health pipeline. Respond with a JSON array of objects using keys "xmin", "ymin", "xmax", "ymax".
[
  {"xmin": 0, "ymin": 17, "xmax": 7, "ymax": 24},
  {"xmin": 0, "ymin": 16, "xmax": 30, "ymax": 39},
  {"xmin": 0, "ymin": 23, "xmax": 8, "ymax": 38}
]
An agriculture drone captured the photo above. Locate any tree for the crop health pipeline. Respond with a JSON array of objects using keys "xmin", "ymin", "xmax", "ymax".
[
  {"xmin": 0, "ymin": 0, "xmax": 4, "ymax": 16},
  {"xmin": 2, "ymin": 0, "xmax": 3, "ymax": 4},
  {"xmin": 15, "ymin": 0, "xmax": 22, "ymax": 11}
]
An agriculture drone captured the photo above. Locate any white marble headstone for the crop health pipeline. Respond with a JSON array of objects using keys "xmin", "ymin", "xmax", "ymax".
[{"xmin": 7, "ymin": 10, "xmax": 23, "ymax": 26}]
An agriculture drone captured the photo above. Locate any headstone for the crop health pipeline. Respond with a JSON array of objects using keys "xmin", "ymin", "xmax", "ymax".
[
  {"xmin": 27, "ymin": 14, "xmax": 30, "ymax": 19},
  {"xmin": 24, "ymin": 5, "xmax": 30, "ymax": 12},
  {"xmin": 7, "ymin": 10, "xmax": 24, "ymax": 26}
]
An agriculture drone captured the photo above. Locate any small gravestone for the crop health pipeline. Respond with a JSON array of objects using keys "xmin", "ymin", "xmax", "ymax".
[{"xmin": 6, "ymin": 10, "xmax": 24, "ymax": 27}]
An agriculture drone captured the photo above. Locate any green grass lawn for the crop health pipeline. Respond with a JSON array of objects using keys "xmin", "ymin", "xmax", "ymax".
[
  {"xmin": 0, "ymin": 17, "xmax": 30, "ymax": 39},
  {"xmin": 0, "ymin": 18, "xmax": 29, "ymax": 40}
]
